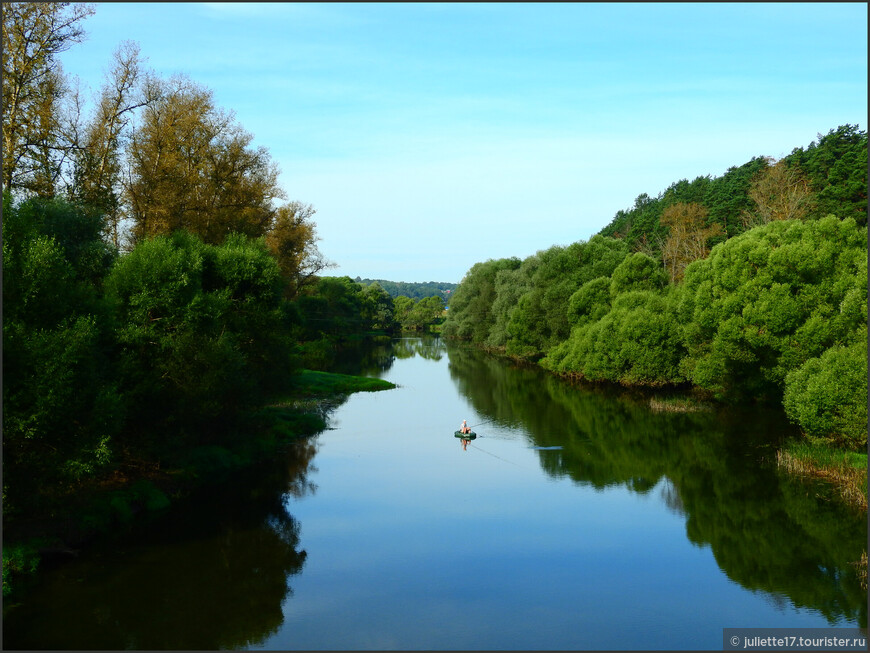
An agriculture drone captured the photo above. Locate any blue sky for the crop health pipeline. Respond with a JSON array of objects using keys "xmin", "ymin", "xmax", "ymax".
[{"xmin": 60, "ymin": 3, "xmax": 867, "ymax": 283}]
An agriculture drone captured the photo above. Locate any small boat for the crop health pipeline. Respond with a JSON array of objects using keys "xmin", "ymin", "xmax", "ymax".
[{"xmin": 454, "ymin": 430, "xmax": 477, "ymax": 440}]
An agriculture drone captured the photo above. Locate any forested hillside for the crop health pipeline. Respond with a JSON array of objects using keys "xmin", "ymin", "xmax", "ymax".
[
  {"xmin": 598, "ymin": 125, "xmax": 866, "ymax": 253},
  {"xmin": 443, "ymin": 125, "xmax": 868, "ymax": 452}
]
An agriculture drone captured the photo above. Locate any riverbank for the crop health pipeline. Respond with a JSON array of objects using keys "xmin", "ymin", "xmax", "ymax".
[
  {"xmin": 775, "ymin": 440, "xmax": 869, "ymax": 592},
  {"xmin": 2, "ymin": 371, "xmax": 396, "ymax": 598},
  {"xmin": 450, "ymin": 337, "xmax": 866, "ymax": 513},
  {"xmin": 776, "ymin": 439, "xmax": 868, "ymax": 512}
]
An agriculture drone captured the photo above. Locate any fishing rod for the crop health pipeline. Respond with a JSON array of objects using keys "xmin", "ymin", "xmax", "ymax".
[
  {"xmin": 468, "ymin": 418, "xmax": 498, "ymax": 429},
  {"xmin": 467, "ymin": 442, "xmax": 525, "ymax": 468}
]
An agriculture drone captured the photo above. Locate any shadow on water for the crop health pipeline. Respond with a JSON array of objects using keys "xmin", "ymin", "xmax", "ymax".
[
  {"xmin": 446, "ymin": 340, "xmax": 868, "ymax": 628},
  {"xmin": 2, "ymin": 439, "xmax": 319, "ymax": 650}
]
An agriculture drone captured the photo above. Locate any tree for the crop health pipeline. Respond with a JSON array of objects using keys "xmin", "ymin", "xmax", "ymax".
[
  {"xmin": 264, "ymin": 201, "xmax": 332, "ymax": 299},
  {"xmin": 124, "ymin": 74, "xmax": 284, "ymax": 245},
  {"xmin": 402, "ymin": 295, "xmax": 445, "ymax": 331},
  {"xmin": 71, "ymin": 40, "xmax": 147, "ymax": 249},
  {"xmin": 504, "ymin": 237, "xmax": 631, "ymax": 359},
  {"xmin": 393, "ymin": 295, "xmax": 415, "ymax": 327},
  {"xmin": 598, "ymin": 192, "xmax": 666, "ymax": 252},
  {"xmin": 703, "ymin": 157, "xmax": 769, "ymax": 239},
  {"xmin": 360, "ymin": 283, "xmax": 396, "ymax": 332},
  {"xmin": 608, "ymin": 252, "xmax": 668, "ymax": 296},
  {"xmin": 485, "ymin": 260, "xmax": 537, "ymax": 349},
  {"xmin": 543, "ymin": 287, "xmax": 685, "ymax": 387},
  {"xmin": 442, "ymin": 258, "xmax": 521, "ymax": 344},
  {"xmin": 566, "ymin": 276, "xmax": 611, "ymax": 328},
  {"xmin": 105, "ymin": 230, "xmax": 296, "ymax": 444},
  {"xmin": 785, "ymin": 124, "xmax": 867, "ymax": 226},
  {"xmin": 742, "ymin": 157, "xmax": 814, "ymax": 227},
  {"xmin": 2, "ymin": 2, "xmax": 95, "ymax": 195},
  {"xmin": 660, "ymin": 202, "xmax": 723, "ymax": 283}
]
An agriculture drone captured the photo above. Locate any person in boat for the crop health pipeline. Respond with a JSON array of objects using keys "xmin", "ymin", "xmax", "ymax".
[{"xmin": 460, "ymin": 419, "xmax": 471, "ymax": 434}]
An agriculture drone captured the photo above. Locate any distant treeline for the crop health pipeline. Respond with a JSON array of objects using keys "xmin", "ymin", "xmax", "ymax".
[
  {"xmin": 353, "ymin": 278, "xmax": 457, "ymax": 301},
  {"xmin": 443, "ymin": 125, "xmax": 867, "ymax": 451}
]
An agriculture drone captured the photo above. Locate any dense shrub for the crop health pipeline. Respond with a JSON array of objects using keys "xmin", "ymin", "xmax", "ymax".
[
  {"xmin": 543, "ymin": 289, "xmax": 685, "ymax": 387},
  {"xmin": 677, "ymin": 216, "xmax": 866, "ymax": 401},
  {"xmin": 105, "ymin": 231, "xmax": 297, "ymax": 449},
  {"xmin": 2, "ymin": 195, "xmax": 121, "ymax": 515},
  {"xmin": 783, "ymin": 337, "xmax": 868, "ymax": 450}
]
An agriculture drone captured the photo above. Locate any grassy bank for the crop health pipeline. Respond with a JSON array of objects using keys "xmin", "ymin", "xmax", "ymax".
[
  {"xmin": 2, "ymin": 370, "xmax": 395, "ymax": 598},
  {"xmin": 776, "ymin": 439, "xmax": 868, "ymax": 512},
  {"xmin": 286, "ymin": 370, "xmax": 396, "ymax": 396}
]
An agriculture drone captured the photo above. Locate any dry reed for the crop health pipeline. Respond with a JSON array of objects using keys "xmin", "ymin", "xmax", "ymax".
[
  {"xmin": 851, "ymin": 551, "xmax": 868, "ymax": 591},
  {"xmin": 776, "ymin": 449, "xmax": 868, "ymax": 512},
  {"xmin": 648, "ymin": 397, "xmax": 712, "ymax": 413}
]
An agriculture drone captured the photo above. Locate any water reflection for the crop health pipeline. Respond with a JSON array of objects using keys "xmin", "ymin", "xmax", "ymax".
[
  {"xmin": 446, "ymin": 341, "xmax": 868, "ymax": 628},
  {"xmin": 329, "ymin": 334, "xmax": 446, "ymax": 377},
  {"xmin": 3, "ymin": 440, "xmax": 318, "ymax": 650},
  {"xmin": 392, "ymin": 335, "xmax": 447, "ymax": 361}
]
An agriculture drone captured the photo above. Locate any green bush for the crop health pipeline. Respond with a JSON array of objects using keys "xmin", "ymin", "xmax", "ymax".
[
  {"xmin": 783, "ymin": 337, "xmax": 868, "ymax": 449},
  {"xmin": 2, "ymin": 195, "xmax": 121, "ymax": 516},
  {"xmin": 105, "ymin": 231, "xmax": 297, "ymax": 447},
  {"xmin": 544, "ymin": 289, "xmax": 685, "ymax": 387}
]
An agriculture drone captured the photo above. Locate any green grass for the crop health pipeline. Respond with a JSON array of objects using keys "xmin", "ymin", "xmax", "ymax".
[
  {"xmin": 783, "ymin": 440, "xmax": 867, "ymax": 471},
  {"xmin": 287, "ymin": 370, "xmax": 396, "ymax": 396}
]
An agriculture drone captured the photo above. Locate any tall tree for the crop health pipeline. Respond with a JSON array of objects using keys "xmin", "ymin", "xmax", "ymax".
[
  {"xmin": 265, "ymin": 201, "xmax": 332, "ymax": 299},
  {"xmin": 742, "ymin": 157, "xmax": 815, "ymax": 227},
  {"xmin": 785, "ymin": 124, "xmax": 867, "ymax": 226},
  {"xmin": 124, "ymin": 74, "xmax": 284, "ymax": 245},
  {"xmin": 660, "ymin": 202, "xmax": 723, "ymax": 283},
  {"xmin": 2, "ymin": 2, "xmax": 94, "ymax": 195},
  {"xmin": 678, "ymin": 216, "xmax": 867, "ymax": 402},
  {"xmin": 71, "ymin": 40, "xmax": 146, "ymax": 249}
]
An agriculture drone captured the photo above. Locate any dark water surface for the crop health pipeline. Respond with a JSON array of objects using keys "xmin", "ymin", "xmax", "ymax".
[{"xmin": 3, "ymin": 336, "xmax": 866, "ymax": 650}]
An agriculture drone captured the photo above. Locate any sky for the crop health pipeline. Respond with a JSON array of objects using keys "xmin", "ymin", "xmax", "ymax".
[{"xmin": 59, "ymin": 2, "xmax": 867, "ymax": 283}]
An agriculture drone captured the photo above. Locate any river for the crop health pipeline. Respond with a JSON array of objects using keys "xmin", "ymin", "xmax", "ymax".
[{"xmin": 3, "ymin": 336, "xmax": 866, "ymax": 650}]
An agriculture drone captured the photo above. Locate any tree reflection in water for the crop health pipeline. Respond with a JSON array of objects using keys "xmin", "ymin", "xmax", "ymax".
[
  {"xmin": 3, "ymin": 439, "xmax": 319, "ymax": 650},
  {"xmin": 446, "ymin": 340, "xmax": 867, "ymax": 628}
]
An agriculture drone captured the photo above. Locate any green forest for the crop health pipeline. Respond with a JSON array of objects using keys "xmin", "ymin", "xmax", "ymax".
[
  {"xmin": 1, "ymin": 3, "xmax": 449, "ymax": 593},
  {"xmin": 353, "ymin": 277, "xmax": 456, "ymax": 301},
  {"xmin": 443, "ymin": 125, "xmax": 868, "ymax": 459}
]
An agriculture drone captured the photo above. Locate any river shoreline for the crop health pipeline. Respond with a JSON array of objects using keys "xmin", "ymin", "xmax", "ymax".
[
  {"xmin": 2, "ymin": 371, "xmax": 395, "ymax": 599},
  {"xmin": 449, "ymin": 337, "xmax": 868, "ymax": 514}
]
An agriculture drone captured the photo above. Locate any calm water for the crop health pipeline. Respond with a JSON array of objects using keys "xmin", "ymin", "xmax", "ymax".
[{"xmin": 3, "ymin": 336, "xmax": 867, "ymax": 650}]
